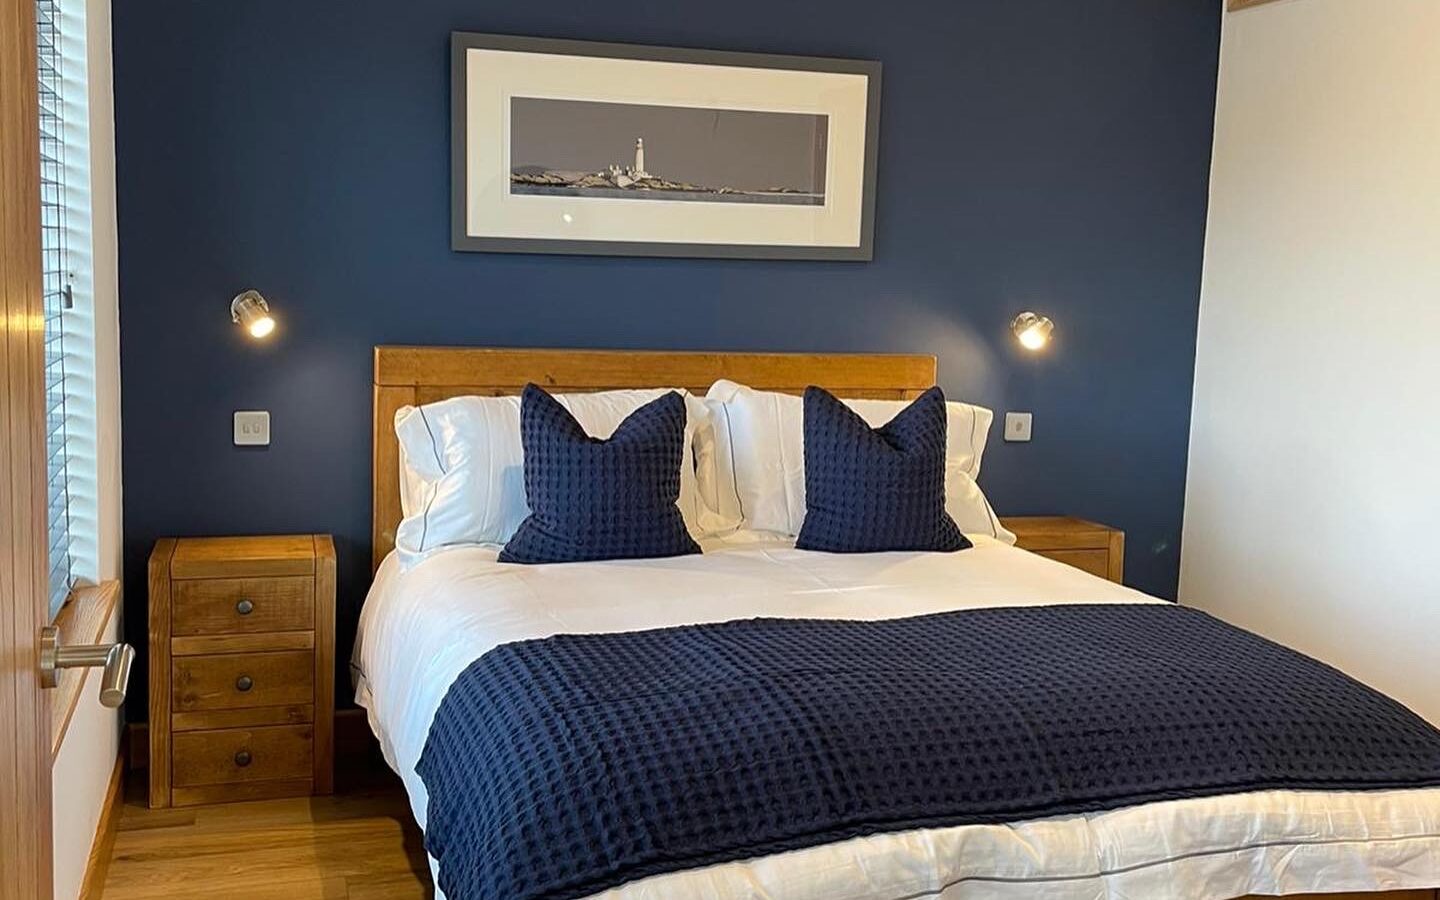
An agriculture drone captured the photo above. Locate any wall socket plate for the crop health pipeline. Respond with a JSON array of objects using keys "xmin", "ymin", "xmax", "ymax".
[
  {"xmin": 1004, "ymin": 411, "xmax": 1033, "ymax": 443},
  {"xmin": 233, "ymin": 410, "xmax": 271, "ymax": 446}
]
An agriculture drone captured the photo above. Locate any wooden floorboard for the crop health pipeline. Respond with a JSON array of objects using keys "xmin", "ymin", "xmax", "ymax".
[{"xmin": 99, "ymin": 755, "xmax": 431, "ymax": 900}]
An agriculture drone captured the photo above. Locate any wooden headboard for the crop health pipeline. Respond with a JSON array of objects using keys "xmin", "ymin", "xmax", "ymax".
[{"xmin": 371, "ymin": 346, "xmax": 937, "ymax": 571}]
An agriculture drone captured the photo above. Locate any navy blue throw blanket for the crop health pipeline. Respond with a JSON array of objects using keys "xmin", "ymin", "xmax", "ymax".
[{"xmin": 417, "ymin": 604, "xmax": 1440, "ymax": 900}]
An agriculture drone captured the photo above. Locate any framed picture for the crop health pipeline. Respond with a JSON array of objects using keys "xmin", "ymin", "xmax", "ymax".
[{"xmin": 451, "ymin": 32, "xmax": 882, "ymax": 260}]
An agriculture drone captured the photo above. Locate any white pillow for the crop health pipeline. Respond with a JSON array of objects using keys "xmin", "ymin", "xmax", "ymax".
[
  {"xmin": 394, "ymin": 389, "xmax": 718, "ymax": 565},
  {"xmin": 701, "ymin": 380, "xmax": 1015, "ymax": 544}
]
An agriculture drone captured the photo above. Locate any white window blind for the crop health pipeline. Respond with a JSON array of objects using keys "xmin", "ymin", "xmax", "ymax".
[{"xmin": 37, "ymin": 0, "xmax": 76, "ymax": 617}]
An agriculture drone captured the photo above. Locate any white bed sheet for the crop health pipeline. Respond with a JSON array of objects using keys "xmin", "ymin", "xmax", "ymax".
[{"xmin": 353, "ymin": 534, "xmax": 1440, "ymax": 900}]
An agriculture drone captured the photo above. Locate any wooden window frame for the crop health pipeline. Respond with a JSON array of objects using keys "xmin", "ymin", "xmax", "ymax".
[{"xmin": 49, "ymin": 580, "xmax": 121, "ymax": 757}]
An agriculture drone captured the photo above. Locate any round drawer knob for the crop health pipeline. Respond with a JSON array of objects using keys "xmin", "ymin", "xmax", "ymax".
[
  {"xmin": 235, "ymin": 675, "xmax": 253, "ymax": 692},
  {"xmin": 235, "ymin": 599, "xmax": 254, "ymax": 616},
  {"xmin": 234, "ymin": 750, "xmax": 252, "ymax": 767}
]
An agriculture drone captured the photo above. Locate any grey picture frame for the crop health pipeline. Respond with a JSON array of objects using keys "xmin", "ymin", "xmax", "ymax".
[{"xmin": 450, "ymin": 32, "xmax": 882, "ymax": 261}]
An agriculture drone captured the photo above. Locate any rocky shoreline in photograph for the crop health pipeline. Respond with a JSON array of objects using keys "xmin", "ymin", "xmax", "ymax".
[
  {"xmin": 510, "ymin": 169, "xmax": 822, "ymax": 205},
  {"xmin": 510, "ymin": 138, "xmax": 823, "ymax": 205}
]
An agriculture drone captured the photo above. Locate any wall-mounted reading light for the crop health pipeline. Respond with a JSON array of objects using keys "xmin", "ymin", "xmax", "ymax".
[
  {"xmin": 230, "ymin": 290, "xmax": 276, "ymax": 339},
  {"xmin": 1011, "ymin": 311, "xmax": 1054, "ymax": 351}
]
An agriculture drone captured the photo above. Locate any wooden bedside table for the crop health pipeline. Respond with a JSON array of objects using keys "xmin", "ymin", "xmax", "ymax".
[
  {"xmin": 148, "ymin": 535, "xmax": 335, "ymax": 808},
  {"xmin": 1000, "ymin": 517, "xmax": 1125, "ymax": 584}
]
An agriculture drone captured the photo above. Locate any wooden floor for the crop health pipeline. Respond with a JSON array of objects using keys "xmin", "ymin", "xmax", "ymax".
[{"xmin": 97, "ymin": 759, "xmax": 432, "ymax": 900}]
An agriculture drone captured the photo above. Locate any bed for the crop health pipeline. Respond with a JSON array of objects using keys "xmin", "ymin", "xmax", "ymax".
[{"xmin": 357, "ymin": 346, "xmax": 1440, "ymax": 900}]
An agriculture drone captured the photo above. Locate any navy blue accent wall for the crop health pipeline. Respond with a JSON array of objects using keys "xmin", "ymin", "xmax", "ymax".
[{"xmin": 113, "ymin": 1, "xmax": 1219, "ymax": 718}]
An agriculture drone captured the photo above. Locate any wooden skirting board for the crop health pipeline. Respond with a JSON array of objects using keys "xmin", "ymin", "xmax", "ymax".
[{"xmin": 78, "ymin": 754, "xmax": 123, "ymax": 900}]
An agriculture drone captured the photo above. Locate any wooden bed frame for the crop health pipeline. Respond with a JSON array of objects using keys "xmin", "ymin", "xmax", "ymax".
[
  {"xmin": 371, "ymin": 345, "xmax": 936, "ymax": 571},
  {"xmin": 368, "ymin": 345, "xmax": 1435, "ymax": 900}
]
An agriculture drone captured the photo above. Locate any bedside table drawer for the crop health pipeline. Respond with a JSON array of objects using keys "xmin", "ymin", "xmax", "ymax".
[
  {"xmin": 173, "ymin": 649, "xmax": 314, "ymax": 712},
  {"xmin": 172, "ymin": 576, "xmax": 314, "ymax": 636},
  {"xmin": 1035, "ymin": 549, "xmax": 1111, "ymax": 580},
  {"xmin": 172, "ymin": 724, "xmax": 313, "ymax": 788},
  {"xmin": 1001, "ymin": 517, "xmax": 1125, "ymax": 585}
]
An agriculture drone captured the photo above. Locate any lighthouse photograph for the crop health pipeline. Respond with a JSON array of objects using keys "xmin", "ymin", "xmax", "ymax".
[
  {"xmin": 454, "ymin": 33, "xmax": 880, "ymax": 258},
  {"xmin": 508, "ymin": 97, "xmax": 829, "ymax": 206}
]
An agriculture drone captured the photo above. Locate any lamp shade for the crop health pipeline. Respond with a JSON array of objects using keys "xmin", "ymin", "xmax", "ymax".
[
  {"xmin": 1011, "ymin": 312, "xmax": 1054, "ymax": 350},
  {"xmin": 231, "ymin": 290, "xmax": 275, "ymax": 339}
]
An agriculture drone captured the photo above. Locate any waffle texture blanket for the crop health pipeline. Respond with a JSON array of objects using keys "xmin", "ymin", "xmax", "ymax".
[{"xmin": 416, "ymin": 603, "xmax": 1440, "ymax": 900}]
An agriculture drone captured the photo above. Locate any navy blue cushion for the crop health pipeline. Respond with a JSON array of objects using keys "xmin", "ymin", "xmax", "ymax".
[
  {"xmin": 499, "ymin": 384, "xmax": 701, "ymax": 564},
  {"xmin": 796, "ymin": 386, "xmax": 971, "ymax": 553}
]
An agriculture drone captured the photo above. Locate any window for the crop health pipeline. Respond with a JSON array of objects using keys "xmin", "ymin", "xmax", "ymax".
[{"xmin": 36, "ymin": 0, "xmax": 97, "ymax": 617}]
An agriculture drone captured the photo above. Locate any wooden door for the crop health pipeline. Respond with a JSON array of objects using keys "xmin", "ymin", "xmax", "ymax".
[{"xmin": 1, "ymin": 0, "xmax": 57, "ymax": 895}]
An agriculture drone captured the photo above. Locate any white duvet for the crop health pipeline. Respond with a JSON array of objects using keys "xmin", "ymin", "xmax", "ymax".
[{"xmin": 353, "ymin": 535, "xmax": 1440, "ymax": 900}]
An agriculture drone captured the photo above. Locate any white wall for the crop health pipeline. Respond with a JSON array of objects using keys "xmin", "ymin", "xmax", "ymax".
[
  {"xmin": 1182, "ymin": 0, "xmax": 1440, "ymax": 725},
  {"xmin": 52, "ymin": 615, "xmax": 119, "ymax": 900},
  {"xmin": 52, "ymin": 0, "xmax": 124, "ymax": 897}
]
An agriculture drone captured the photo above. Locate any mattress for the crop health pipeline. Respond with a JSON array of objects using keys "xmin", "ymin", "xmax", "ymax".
[{"xmin": 353, "ymin": 534, "xmax": 1440, "ymax": 899}]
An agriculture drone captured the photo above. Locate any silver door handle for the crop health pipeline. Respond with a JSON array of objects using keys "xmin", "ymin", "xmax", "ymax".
[{"xmin": 39, "ymin": 626, "xmax": 135, "ymax": 708}]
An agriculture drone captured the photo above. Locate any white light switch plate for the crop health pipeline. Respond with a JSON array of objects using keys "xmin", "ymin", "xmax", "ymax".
[
  {"xmin": 1004, "ymin": 412, "xmax": 1033, "ymax": 443},
  {"xmin": 233, "ymin": 410, "xmax": 271, "ymax": 446}
]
